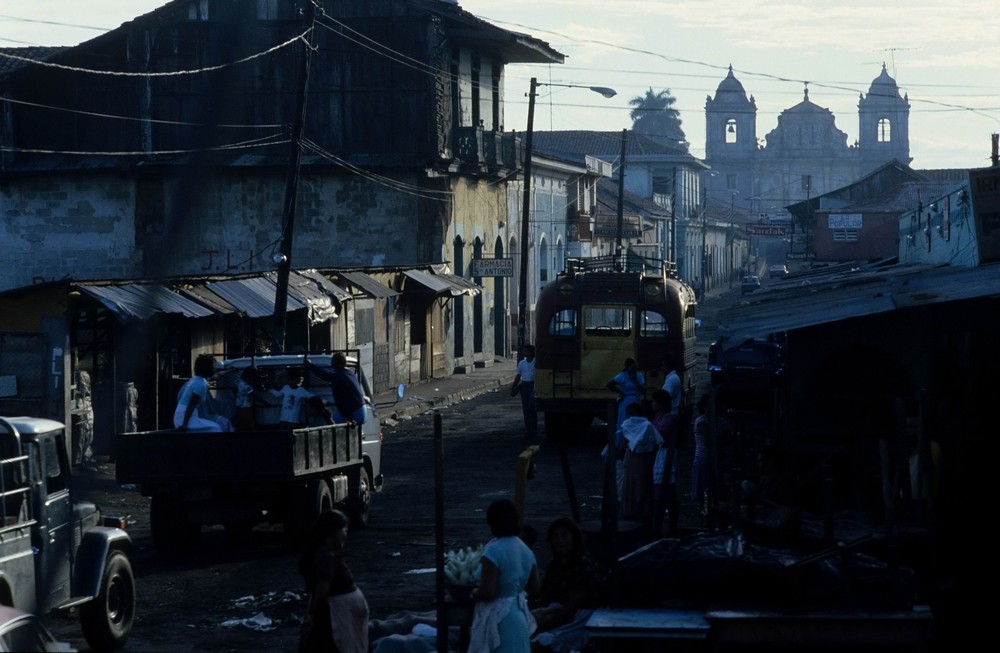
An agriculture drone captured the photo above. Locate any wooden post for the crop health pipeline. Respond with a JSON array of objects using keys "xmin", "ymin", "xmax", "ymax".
[
  {"xmin": 514, "ymin": 445, "xmax": 540, "ymax": 527},
  {"xmin": 434, "ymin": 413, "xmax": 447, "ymax": 653}
]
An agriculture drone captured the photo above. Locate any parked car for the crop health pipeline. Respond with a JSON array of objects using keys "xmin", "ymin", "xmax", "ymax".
[
  {"xmin": 0, "ymin": 606, "xmax": 70, "ymax": 652},
  {"xmin": 740, "ymin": 275, "xmax": 762, "ymax": 294},
  {"xmin": 769, "ymin": 264, "xmax": 789, "ymax": 279}
]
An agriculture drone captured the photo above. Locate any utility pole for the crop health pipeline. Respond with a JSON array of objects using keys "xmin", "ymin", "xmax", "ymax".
[
  {"xmin": 613, "ymin": 129, "xmax": 628, "ymax": 270},
  {"xmin": 271, "ymin": 0, "xmax": 316, "ymax": 353},
  {"xmin": 516, "ymin": 78, "xmax": 538, "ymax": 358}
]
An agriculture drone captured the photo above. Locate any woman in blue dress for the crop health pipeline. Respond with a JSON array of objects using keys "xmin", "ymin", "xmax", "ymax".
[
  {"xmin": 606, "ymin": 357, "xmax": 647, "ymax": 429},
  {"xmin": 469, "ymin": 499, "xmax": 540, "ymax": 653}
]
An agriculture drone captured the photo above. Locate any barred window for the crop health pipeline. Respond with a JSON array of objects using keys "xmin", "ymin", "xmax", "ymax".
[{"xmin": 832, "ymin": 229, "xmax": 859, "ymax": 242}]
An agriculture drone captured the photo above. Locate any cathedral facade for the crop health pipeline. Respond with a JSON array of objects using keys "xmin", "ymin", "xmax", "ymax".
[{"xmin": 703, "ymin": 65, "xmax": 911, "ymax": 222}]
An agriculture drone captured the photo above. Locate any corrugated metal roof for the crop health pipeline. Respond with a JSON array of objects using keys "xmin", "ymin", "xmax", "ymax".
[
  {"xmin": 204, "ymin": 277, "xmax": 305, "ymax": 319},
  {"xmin": 269, "ymin": 270, "xmax": 350, "ymax": 324},
  {"xmin": 76, "ymin": 283, "xmax": 215, "ymax": 321},
  {"xmin": 294, "ymin": 270, "xmax": 352, "ymax": 303},
  {"xmin": 176, "ymin": 284, "xmax": 239, "ymax": 315},
  {"xmin": 339, "ymin": 271, "xmax": 399, "ymax": 298},
  {"xmin": 717, "ymin": 262, "xmax": 1000, "ymax": 343},
  {"xmin": 402, "ymin": 270, "xmax": 481, "ymax": 297}
]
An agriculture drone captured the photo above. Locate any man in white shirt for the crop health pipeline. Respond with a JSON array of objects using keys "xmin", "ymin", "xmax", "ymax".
[
  {"xmin": 514, "ymin": 345, "xmax": 537, "ymax": 438},
  {"xmin": 661, "ymin": 355, "xmax": 682, "ymax": 416},
  {"xmin": 274, "ymin": 368, "xmax": 313, "ymax": 428}
]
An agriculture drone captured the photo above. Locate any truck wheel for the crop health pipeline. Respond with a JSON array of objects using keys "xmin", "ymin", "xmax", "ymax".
[
  {"xmin": 150, "ymin": 496, "xmax": 200, "ymax": 553},
  {"xmin": 80, "ymin": 550, "xmax": 135, "ymax": 651},
  {"xmin": 286, "ymin": 480, "xmax": 332, "ymax": 542},
  {"xmin": 348, "ymin": 467, "xmax": 372, "ymax": 529}
]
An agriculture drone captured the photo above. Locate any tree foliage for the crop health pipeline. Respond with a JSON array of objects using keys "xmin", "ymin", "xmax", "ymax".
[{"xmin": 628, "ymin": 87, "xmax": 687, "ymax": 150}]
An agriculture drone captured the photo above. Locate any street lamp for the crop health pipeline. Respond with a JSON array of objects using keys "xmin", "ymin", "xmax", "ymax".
[{"xmin": 516, "ymin": 77, "xmax": 616, "ymax": 357}]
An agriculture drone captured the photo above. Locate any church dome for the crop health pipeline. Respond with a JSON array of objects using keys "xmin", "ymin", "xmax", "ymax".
[
  {"xmin": 714, "ymin": 65, "xmax": 749, "ymax": 99},
  {"xmin": 867, "ymin": 64, "xmax": 903, "ymax": 99}
]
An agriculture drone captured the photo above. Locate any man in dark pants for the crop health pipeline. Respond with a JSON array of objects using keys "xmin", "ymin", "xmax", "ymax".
[
  {"xmin": 513, "ymin": 344, "xmax": 537, "ymax": 438},
  {"xmin": 305, "ymin": 352, "xmax": 367, "ymax": 424}
]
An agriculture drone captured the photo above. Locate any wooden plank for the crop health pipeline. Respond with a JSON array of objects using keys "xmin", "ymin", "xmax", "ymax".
[{"xmin": 586, "ymin": 608, "xmax": 710, "ymax": 640}]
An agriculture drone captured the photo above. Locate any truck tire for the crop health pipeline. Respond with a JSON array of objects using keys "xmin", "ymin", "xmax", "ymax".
[
  {"xmin": 347, "ymin": 467, "xmax": 372, "ymax": 529},
  {"xmin": 80, "ymin": 550, "xmax": 135, "ymax": 652},
  {"xmin": 150, "ymin": 496, "xmax": 200, "ymax": 553},
  {"xmin": 286, "ymin": 479, "xmax": 333, "ymax": 542}
]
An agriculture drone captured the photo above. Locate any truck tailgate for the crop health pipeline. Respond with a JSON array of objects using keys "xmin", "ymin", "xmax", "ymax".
[{"xmin": 115, "ymin": 425, "xmax": 362, "ymax": 484}]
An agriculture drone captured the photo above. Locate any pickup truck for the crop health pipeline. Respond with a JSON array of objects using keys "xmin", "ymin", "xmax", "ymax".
[
  {"xmin": 116, "ymin": 421, "xmax": 368, "ymax": 552},
  {"xmin": 0, "ymin": 416, "xmax": 135, "ymax": 651},
  {"xmin": 117, "ymin": 351, "xmax": 384, "ymax": 553}
]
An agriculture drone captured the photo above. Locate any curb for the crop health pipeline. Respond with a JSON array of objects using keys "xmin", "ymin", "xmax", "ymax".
[{"xmin": 379, "ymin": 374, "xmax": 518, "ymax": 426}]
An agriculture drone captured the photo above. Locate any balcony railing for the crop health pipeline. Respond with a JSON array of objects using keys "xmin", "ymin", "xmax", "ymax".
[{"xmin": 453, "ymin": 127, "xmax": 519, "ymax": 170}]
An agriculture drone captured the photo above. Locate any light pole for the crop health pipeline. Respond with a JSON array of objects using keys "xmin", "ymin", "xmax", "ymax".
[{"xmin": 516, "ymin": 78, "xmax": 616, "ymax": 357}]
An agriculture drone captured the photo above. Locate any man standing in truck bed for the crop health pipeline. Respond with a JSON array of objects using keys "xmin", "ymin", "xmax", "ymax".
[{"xmin": 306, "ymin": 353, "xmax": 367, "ymax": 425}]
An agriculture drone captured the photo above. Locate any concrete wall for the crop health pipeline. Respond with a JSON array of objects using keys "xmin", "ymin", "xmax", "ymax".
[
  {"xmin": 0, "ymin": 169, "xmax": 454, "ymax": 291},
  {"xmin": 2, "ymin": 175, "xmax": 138, "ymax": 288}
]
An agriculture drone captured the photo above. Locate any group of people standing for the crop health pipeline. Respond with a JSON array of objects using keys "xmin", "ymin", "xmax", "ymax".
[
  {"xmin": 607, "ymin": 355, "xmax": 714, "ymax": 540},
  {"xmin": 172, "ymin": 352, "xmax": 367, "ymax": 434}
]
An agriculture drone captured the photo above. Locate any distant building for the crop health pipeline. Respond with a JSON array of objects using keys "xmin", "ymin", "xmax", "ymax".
[{"xmin": 705, "ymin": 64, "xmax": 911, "ymax": 228}]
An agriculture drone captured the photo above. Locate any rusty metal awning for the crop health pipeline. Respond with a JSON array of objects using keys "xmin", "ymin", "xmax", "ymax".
[
  {"xmin": 269, "ymin": 270, "xmax": 350, "ymax": 323},
  {"xmin": 202, "ymin": 276, "xmax": 306, "ymax": 319},
  {"xmin": 338, "ymin": 271, "xmax": 399, "ymax": 298},
  {"xmin": 402, "ymin": 269, "xmax": 481, "ymax": 297},
  {"xmin": 76, "ymin": 283, "xmax": 215, "ymax": 321}
]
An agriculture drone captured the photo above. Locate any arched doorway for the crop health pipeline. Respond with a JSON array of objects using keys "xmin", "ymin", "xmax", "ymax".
[
  {"xmin": 473, "ymin": 237, "xmax": 484, "ymax": 354},
  {"xmin": 494, "ymin": 236, "xmax": 506, "ymax": 356},
  {"xmin": 453, "ymin": 236, "xmax": 465, "ymax": 358}
]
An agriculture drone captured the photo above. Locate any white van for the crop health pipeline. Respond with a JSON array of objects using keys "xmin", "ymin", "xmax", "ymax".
[{"xmin": 214, "ymin": 353, "xmax": 384, "ymax": 495}]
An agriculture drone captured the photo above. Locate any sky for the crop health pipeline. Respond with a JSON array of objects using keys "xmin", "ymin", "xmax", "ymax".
[{"xmin": 4, "ymin": 0, "xmax": 999, "ymax": 171}]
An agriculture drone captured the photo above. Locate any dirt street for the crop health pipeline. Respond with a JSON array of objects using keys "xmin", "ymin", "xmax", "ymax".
[{"xmin": 43, "ymin": 387, "xmax": 628, "ymax": 652}]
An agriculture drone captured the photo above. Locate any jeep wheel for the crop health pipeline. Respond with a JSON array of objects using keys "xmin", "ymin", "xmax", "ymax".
[{"xmin": 80, "ymin": 550, "xmax": 135, "ymax": 651}]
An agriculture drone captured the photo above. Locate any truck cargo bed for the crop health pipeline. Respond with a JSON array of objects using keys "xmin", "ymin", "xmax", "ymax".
[{"xmin": 115, "ymin": 424, "xmax": 362, "ymax": 485}]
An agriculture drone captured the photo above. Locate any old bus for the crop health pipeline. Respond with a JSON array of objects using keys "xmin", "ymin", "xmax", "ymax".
[{"xmin": 533, "ymin": 257, "xmax": 697, "ymax": 439}]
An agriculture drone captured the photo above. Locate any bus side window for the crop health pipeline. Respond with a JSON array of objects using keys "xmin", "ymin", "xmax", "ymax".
[
  {"xmin": 640, "ymin": 310, "xmax": 668, "ymax": 338},
  {"xmin": 548, "ymin": 309, "xmax": 577, "ymax": 337}
]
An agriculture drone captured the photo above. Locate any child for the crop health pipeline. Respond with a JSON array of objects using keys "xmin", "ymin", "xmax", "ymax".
[
  {"xmin": 272, "ymin": 368, "xmax": 313, "ymax": 429},
  {"xmin": 233, "ymin": 366, "xmax": 260, "ymax": 431}
]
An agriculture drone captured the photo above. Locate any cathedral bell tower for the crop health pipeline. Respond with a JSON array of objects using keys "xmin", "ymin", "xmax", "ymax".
[
  {"xmin": 858, "ymin": 64, "xmax": 911, "ymax": 169},
  {"xmin": 705, "ymin": 65, "xmax": 757, "ymax": 198}
]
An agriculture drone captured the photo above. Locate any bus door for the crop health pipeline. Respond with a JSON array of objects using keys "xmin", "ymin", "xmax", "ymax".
[{"xmin": 580, "ymin": 304, "xmax": 636, "ymax": 391}]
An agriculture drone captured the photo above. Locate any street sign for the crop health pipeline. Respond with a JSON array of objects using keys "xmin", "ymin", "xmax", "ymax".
[
  {"xmin": 746, "ymin": 225, "xmax": 787, "ymax": 236},
  {"xmin": 471, "ymin": 257, "xmax": 514, "ymax": 277}
]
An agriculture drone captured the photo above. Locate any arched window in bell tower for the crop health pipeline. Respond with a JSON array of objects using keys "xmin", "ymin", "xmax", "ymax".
[
  {"xmin": 725, "ymin": 118, "xmax": 738, "ymax": 144},
  {"xmin": 877, "ymin": 117, "xmax": 891, "ymax": 142}
]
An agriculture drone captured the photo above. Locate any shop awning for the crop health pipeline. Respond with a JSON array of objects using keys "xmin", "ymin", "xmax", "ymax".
[
  {"xmin": 76, "ymin": 283, "xmax": 216, "ymax": 321},
  {"xmin": 338, "ymin": 271, "xmax": 399, "ymax": 298},
  {"xmin": 272, "ymin": 270, "xmax": 351, "ymax": 323},
  {"xmin": 402, "ymin": 269, "xmax": 481, "ymax": 297},
  {"xmin": 203, "ymin": 276, "xmax": 306, "ymax": 319}
]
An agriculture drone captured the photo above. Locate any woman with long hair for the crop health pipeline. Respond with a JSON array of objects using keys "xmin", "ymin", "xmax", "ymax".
[{"xmin": 531, "ymin": 518, "xmax": 607, "ymax": 653}]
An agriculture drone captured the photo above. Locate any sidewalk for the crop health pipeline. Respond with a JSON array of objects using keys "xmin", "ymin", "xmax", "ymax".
[{"xmin": 372, "ymin": 358, "xmax": 518, "ymax": 425}]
